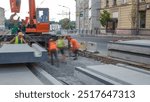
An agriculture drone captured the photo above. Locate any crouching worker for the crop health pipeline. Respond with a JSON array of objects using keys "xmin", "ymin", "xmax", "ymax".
[
  {"xmin": 10, "ymin": 31, "xmax": 26, "ymax": 44},
  {"xmin": 48, "ymin": 38, "xmax": 59, "ymax": 66},
  {"xmin": 69, "ymin": 37, "xmax": 80, "ymax": 60}
]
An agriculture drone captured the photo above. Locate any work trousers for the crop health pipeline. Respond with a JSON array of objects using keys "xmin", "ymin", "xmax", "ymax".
[
  {"xmin": 50, "ymin": 50, "xmax": 59, "ymax": 66},
  {"xmin": 73, "ymin": 49, "xmax": 78, "ymax": 59}
]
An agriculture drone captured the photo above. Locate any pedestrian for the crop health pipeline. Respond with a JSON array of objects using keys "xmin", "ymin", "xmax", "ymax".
[
  {"xmin": 57, "ymin": 36, "xmax": 66, "ymax": 63},
  {"xmin": 9, "ymin": 30, "xmax": 26, "ymax": 44},
  {"xmin": 68, "ymin": 36, "xmax": 80, "ymax": 60},
  {"xmin": 48, "ymin": 38, "xmax": 59, "ymax": 66}
]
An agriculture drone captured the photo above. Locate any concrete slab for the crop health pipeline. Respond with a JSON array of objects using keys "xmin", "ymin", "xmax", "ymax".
[
  {"xmin": 108, "ymin": 42, "xmax": 150, "ymax": 55},
  {"xmin": 75, "ymin": 64, "xmax": 150, "ymax": 85},
  {"xmin": 108, "ymin": 51, "xmax": 150, "ymax": 65},
  {"xmin": 0, "ymin": 44, "xmax": 48, "ymax": 64},
  {"xmin": 0, "ymin": 64, "xmax": 43, "ymax": 85},
  {"xmin": 117, "ymin": 40, "xmax": 150, "ymax": 47},
  {"xmin": 108, "ymin": 40, "xmax": 150, "ymax": 65},
  {"xmin": 75, "ymin": 67, "xmax": 114, "ymax": 85}
]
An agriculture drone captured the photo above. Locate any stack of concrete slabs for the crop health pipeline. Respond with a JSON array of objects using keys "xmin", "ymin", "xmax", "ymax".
[
  {"xmin": 75, "ymin": 64, "xmax": 150, "ymax": 85},
  {"xmin": 107, "ymin": 40, "xmax": 150, "ymax": 65},
  {"xmin": 0, "ymin": 44, "xmax": 48, "ymax": 64}
]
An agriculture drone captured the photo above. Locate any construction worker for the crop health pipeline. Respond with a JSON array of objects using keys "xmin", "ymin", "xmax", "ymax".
[
  {"xmin": 66, "ymin": 35, "xmax": 72, "ymax": 56},
  {"xmin": 68, "ymin": 36, "xmax": 80, "ymax": 60},
  {"xmin": 9, "ymin": 30, "xmax": 26, "ymax": 44},
  {"xmin": 48, "ymin": 38, "xmax": 59, "ymax": 66},
  {"xmin": 57, "ymin": 36, "xmax": 66, "ymax": 63}
]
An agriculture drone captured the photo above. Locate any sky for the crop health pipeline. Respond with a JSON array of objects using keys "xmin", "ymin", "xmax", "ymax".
[{"xmin": 0, "ymin": 0, "xmax": 76, "ymax": 21}]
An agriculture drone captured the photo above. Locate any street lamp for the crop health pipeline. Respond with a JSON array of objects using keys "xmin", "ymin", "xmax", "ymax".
[
  {"xmin": 58, "ymin": 5, "xmax": 71, "ymax": 22},
  {"xmin": 58, "ymin": 5, "xmax": 71, "ymax": 32}
]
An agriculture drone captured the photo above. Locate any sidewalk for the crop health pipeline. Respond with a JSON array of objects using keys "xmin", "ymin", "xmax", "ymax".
[{"xmin": 78, "ymin": 33, "xmax": 150, "ymax": 40}]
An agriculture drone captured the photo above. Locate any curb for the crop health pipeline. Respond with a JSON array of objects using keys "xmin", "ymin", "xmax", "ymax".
[{"xmin": 29, "ymin": 64, "xmax": 63, "ymax": 85}]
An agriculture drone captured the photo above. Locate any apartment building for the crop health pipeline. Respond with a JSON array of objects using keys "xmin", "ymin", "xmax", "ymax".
[
  {"xmin": 0, "ymin": 7, "xmax": 5, "ymax": 30},
  {"xmin": 76, "ymin": 0, "xmax": 100, "ymax": 35},
  {"xmin": 76, "ymin": 0, "xmax": 89, "ymax": 34},
  {"xmin": 89, "ymin": 0, "xmax": 101, "ymax": 35},
  {"xmin": 100, "ymin": 0, "xmax": 150, "ymax": 35}
]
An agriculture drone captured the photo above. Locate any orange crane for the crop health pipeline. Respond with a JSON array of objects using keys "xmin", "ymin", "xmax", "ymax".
[{"xmin": 10, "ymin": 0, "xmax": 50, "ymax": 34}]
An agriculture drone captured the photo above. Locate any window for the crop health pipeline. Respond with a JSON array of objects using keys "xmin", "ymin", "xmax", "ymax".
[
  {"xmin": 139, "ymin": 0, "xmax": 145, "ymax": 3},
  {"xmin": 89, "ymin": 9, "xmax": 92, "ymax": 18},
  {"xmin": 37, "ymin": 8, "xmax": 49, "ymax": 23},
  {"xmin": 121, "ymin": 0, "xmax": 127, "ymax": 4},
  {"xmin": 106, "ymin": 0, "xmax": 109, "ymax": 7},
  {"xmin": 89, "ymin": 0, "xmax": 92, "ymax": 8},
  {"xmin": 113, "ymin": 0, "xmax": 117, "ymax": 6},
  {"xmin": 139, "ymin": 11, "xmax": 146, "ymax": 28}
]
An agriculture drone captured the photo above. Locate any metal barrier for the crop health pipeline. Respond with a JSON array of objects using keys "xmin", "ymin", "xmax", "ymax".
[
  {"xmin": 79, "ymin": 41, "xmax": 87, "ymax": 51},
  {"xmin": 86, "ymin": 41, "xmax": 98, "ymax": 53}
]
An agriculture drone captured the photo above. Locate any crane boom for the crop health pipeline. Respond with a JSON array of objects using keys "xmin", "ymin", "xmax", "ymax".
[
  {"xmin": 9, "ymin": 0, "xmax": 50, "ymax": 33},
  {"xmin": 10, "ymin": 0, "xmax": 21, "ymax": 13},
  {"xmin": 29, "ymin": 0, "xmax": 36, "ymax": 24}
]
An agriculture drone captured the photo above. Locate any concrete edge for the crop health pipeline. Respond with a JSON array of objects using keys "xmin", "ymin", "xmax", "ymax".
[
  {"xmin": 30, "ymin": 64, "xmax": 63, "ymax": 85},
  {"xmin": 75, "ymin": 67, "xmax": 122, "ymax": 85},
  {"xmin": 116, "ymin": 63, "xmax": 150, "ymax": 75}
]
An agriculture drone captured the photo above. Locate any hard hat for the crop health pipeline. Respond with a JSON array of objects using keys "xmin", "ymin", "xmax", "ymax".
[{"xmin": 18, "ymin": 32, "xmax": 24, "ymax": 36}]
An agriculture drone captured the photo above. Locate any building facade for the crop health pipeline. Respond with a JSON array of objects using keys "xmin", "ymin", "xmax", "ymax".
[
  {"xmin": 50, "ymin": 23, "xmax": 61, "ymax": 31},
  {"xmin": 76, "ymin": 0, "xmax": 100, "ymax": 35},
  {"xmin": 89, "ymin": 0, "xmax": 101, "ymax": 35},
  {"xmin": 76, "ymin": 0, "xmax": 89, "ymax": 34},
  {"xmin": 0, "ymin": 7, "xmax": 5, "ymax": 30},
  {"xmin": 100, "ymin": 0, "xmax": 150, "ymax": 35}
]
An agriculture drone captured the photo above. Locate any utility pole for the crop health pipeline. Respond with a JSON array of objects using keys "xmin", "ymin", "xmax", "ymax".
[
  {"xmin": 58, "ymin": 5, "xmax": 71, "ymax": 29},
  {"xmin": 79, "ymin": 13, "xmax": 80, "ymax": 34},
  {"xmin": 58, "ymin": 5, "xmax": 71, "ymax": 34}
]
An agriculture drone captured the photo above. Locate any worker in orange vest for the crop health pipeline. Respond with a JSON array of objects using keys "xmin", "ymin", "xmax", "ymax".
[
  {"xmin": 48, "ymin": 38, "xmax": 59, "ymax": 66},
  {"xmin": 68, "ymin": 37, "xmax": 80, "ymax": 60}
]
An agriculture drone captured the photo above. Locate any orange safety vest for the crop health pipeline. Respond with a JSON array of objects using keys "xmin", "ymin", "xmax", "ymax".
[
  {"xmin": 48, "ymin": 41, "xmax": 57, "ymax": 51},
  {"xmin": 70, "ymin": 39, "xmax": 80, "ymax": 49}
]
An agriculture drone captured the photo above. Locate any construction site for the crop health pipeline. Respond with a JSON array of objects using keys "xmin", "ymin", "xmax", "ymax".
[{"xmin": 0, "ymin": 0, "xmax": 150, "ymax": 85}]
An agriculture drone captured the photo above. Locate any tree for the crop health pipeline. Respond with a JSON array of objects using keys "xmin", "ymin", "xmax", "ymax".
[
  {"xmin": 69, "ymin": 21, "xmax": 76, "ymax": 29},
  {"xmin": 59, "ymin": 18, "xmax": 76, "ymax": 30},
  {"xmin": 100, "ymin": 10, "xmax": 111, "ymax": 27},
  {"xmin": 59, "ymin": 18, "xmax": 70, "ymax": 29}
]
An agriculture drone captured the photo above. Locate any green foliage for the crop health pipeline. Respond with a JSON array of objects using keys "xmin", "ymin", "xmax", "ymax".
[
  {"xmin": 100, "ymin": 10, "xmax": 111, "ymax": 27},
  {"xmin": 59, "ymin": 18, "xmax": 70, "ymax": 29},
  {"xmin": 69, "ymin": 21, "xmax": 76, "ymax": 29},
  {"xmin": 59, "ymin": 18, "xmax": 75, "ymax": 30}
]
